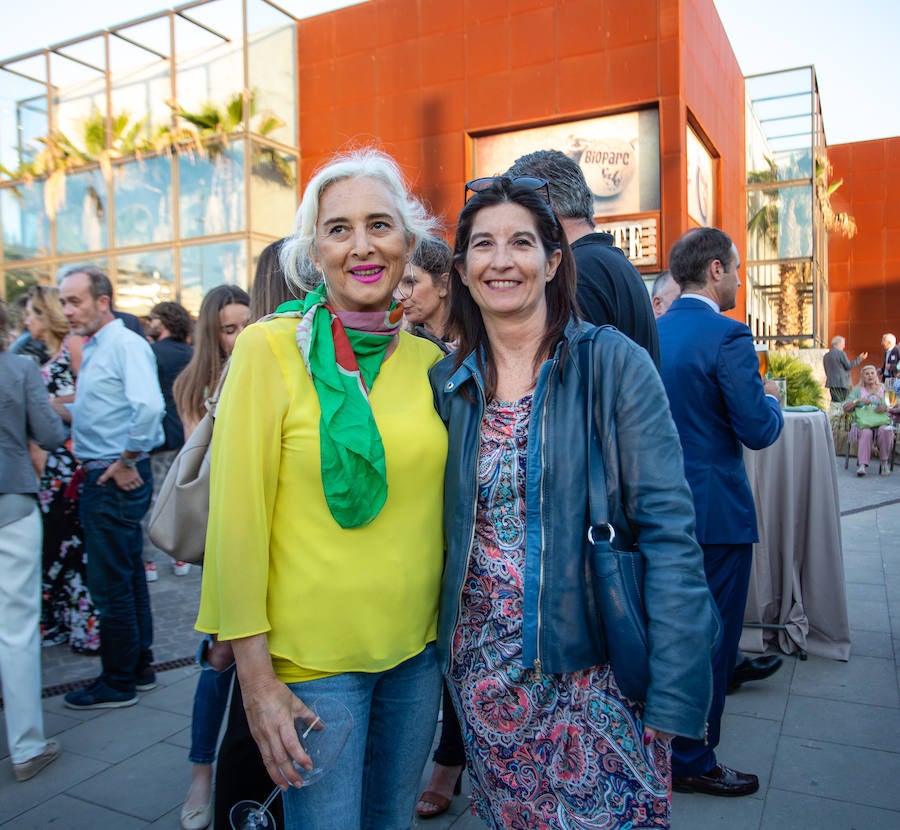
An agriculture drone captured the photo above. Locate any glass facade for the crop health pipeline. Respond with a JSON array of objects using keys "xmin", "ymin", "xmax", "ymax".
[
  {"xmin": 745, "ymin": 67, "xmax": 828, "ymax": 346},
  {"xmin": 0, "ymin": 0, "xmax": 300, "ymax": 313}
]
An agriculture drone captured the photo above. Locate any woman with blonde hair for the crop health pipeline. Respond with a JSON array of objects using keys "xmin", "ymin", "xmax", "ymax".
[
  {"xmin": 197, "ymin": 148, "xmax": 447, "ymax": 830},
  {"xmin": 25, "ymin": 286, "xmax": 97, "ymax": 654},
  {"xmin": 843, "ymin": 363, "xmax": 893, "ymax": 476}
]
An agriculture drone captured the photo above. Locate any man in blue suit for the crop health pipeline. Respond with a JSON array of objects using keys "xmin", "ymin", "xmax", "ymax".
[{"xmin": 658, "ymin": 227, "xmax": 784, "ymax": 797}]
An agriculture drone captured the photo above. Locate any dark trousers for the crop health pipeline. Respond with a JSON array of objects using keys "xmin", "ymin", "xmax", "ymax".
[
  {"xmin": 828, "ymin": 387, "xmax": 849, "ymax": 402},
  {"xmin": 672, "ymin": 542, "xmax": 753, "ymax": 777},
  {"xmin": 80, "ymin": 461, "xmax": 154, "ymax": 692},
  {"xmin": 214, "ymin": 678, "xmax": 284, "ymax": 830},
  {"xmin": 433, "ymin": 682, "xmax": 466, "ymax": 768}
]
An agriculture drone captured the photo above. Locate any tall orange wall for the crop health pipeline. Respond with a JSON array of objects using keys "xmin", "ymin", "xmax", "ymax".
[
  {"xmin": 296, "ymin": 0, "xmax": 744, "ymax": 277},
  {"xmin": 828, "ymin": 138, "xmax": 900, "ymax": 359}
]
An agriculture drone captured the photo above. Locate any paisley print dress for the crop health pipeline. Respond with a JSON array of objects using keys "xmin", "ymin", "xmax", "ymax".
[
  {"xmin": 447, "ymin": 396, "xmax": 670, "ymax": 830},
  {"xmin": 39, "ymin": 341, "xmax": 100, "ymax": 653}
]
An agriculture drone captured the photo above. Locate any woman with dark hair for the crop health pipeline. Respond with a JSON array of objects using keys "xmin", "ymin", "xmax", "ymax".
[
  {"xmin": 173, "ymin": 284, "xmax": 249, "ymax": 830},
  {"xmin": 24, "ymin": 286, "xmax": 98, "ymax": 654},
  {"xmin": 399, "ymin": 234, "xmax": 454, "ymax": 349},
  {"xmin": 430, "ymin": 177, "xmax": 715, "ymax": 829}
]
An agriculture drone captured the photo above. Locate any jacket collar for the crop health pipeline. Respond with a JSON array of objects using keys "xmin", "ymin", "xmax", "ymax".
[{"xmin": 442, "ymin": 316, "xmax": 590, "ymax": 396}]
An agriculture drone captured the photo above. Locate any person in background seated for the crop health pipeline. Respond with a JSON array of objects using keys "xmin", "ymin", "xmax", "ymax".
[
  {"xmin": 0, "ymin": 300, "xmax": 67, "ymax": 782},
  {"xmin": 843, "ymin": 364, "xmax": 893, "ymax": 477}
]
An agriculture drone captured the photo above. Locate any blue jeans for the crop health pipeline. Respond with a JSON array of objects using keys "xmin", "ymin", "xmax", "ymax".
[
  {"xmin": 282, "ymin": 643, "xmax": 441, "ymax": 830},
  {"xmin": 189, "ymin": 635, "xmax": 235, "ymax": 764},
  {"xmin": 79, "ymin": 461, "xmax": 154, "ymax": 692}
]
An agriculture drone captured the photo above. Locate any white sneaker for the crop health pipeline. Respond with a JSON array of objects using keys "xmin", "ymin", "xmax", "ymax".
[
  {"xmin": 173, "ymin": 561, "xmax": 191, "ymax": 576},
  {"xmin": 880, "ymin": 461, "xmax": 891, "ymax": 476},
  {"xmin": 856, "ymin": 465, "xmax": 867, "ymax": 477},
  {"xmin": 145, "ymin": 562, "xmax": 159, "ymax": 582}
]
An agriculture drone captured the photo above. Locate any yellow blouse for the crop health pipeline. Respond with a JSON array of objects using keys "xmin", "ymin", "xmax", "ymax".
[{"xmin": 196, "ymin": 318, "xmax": 447, "ymax": 681}]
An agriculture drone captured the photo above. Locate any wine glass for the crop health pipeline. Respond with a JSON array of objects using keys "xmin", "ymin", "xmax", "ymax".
[
  {"xmin": 230, "ymin": 697, "xmax": 354, "ymax": 830},
  {"xmin": 885, "ymin": 387, "xmax": 898, "ymax": 407}
]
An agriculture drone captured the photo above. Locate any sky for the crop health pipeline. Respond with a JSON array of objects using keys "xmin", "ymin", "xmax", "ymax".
[{"xmin": 0, "ymin": 0, "xmax": 897, "ymax": 146}]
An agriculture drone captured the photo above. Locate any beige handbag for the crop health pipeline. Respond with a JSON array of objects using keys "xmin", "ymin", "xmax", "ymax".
[{"xmin": 147, "ymin": 363, "xmax": 229, "ymax": 564}]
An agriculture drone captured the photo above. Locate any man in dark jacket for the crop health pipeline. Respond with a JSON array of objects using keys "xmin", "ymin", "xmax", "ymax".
[
  {"xmin": 504, "ymin": 149, "xmax": 660, "ymax": 367},
  {"xmin": 658, "ymin": 228, "xmax": 784, "ymax": 797},
  {"xmin": 145, "ymin": 301, "xmax": 194, "ymax": 580}
]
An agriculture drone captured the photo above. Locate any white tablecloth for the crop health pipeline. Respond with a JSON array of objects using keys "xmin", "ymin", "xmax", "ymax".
[{"xmin": 741, "ymin": 410, "xmax": 851, "ymax": 660}]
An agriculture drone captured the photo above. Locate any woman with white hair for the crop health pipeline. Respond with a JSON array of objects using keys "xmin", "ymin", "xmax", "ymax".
[{"xmin": 196, "ymin": 149, "xmax": 446, "ymax": 829}]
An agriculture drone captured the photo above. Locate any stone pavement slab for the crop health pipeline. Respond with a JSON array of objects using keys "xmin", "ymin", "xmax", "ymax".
[{"xmin": 1, "ymin": 460, "xmax": 898, "ymax": 828}]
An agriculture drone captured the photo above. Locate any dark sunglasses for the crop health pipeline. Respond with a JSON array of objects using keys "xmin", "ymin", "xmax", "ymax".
[{"xmin": 464, "ymin": 176, "xmax": 551, "ymax": 204}]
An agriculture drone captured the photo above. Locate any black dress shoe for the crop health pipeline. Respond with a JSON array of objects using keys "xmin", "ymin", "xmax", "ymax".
[
  {"xmin": 672, "ymin": 763, "xmax": 760, "ymax": 797},
  {"xmin": 728, "ymin": 654, "xmax": 783, "ymax": 692}
]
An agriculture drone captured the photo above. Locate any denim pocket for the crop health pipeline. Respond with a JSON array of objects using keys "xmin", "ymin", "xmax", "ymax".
[{"xmin": 115, "ymin": 479, "xmax": 152, "ymax": 523}]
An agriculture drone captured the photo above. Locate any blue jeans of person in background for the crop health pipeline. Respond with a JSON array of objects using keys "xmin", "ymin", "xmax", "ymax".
[
  {"xmin": 189, "ymin": 635, "xmax": 236, "ymax": 764},
  {"xmin": 282, "ymin": 643, "xmax": 441, "ymax": 830},
  {"xmin": 79, "ymin": 461, "xmax": 154, "ymax": 693}
]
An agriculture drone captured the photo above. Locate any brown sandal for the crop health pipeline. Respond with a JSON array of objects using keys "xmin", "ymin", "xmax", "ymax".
[
  {"xmin": 415, "ymin": 773, "xmax": 463, "ymax": 819},
  {"xmin": 415, "ymin": 791, "xmax": 453, "ymax": 818}
]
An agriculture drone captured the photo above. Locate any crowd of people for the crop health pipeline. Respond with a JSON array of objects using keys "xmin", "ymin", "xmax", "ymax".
[{"xmin": 1, "ymin": 144, "xmax": 894, "ymax": 830}]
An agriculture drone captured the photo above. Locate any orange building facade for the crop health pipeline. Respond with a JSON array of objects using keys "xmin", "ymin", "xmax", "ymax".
[
  {"xmin": 827, "ymin": 137, "xmax": 900, "ymax": 358},
  {"xmin": 295, "ymin": 0, "xmax": 748, "ymax": 309}
]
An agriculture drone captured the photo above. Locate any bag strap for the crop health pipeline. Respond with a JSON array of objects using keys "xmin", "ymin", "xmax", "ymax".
[
  {"xmin": 582, "ymin": 330, "xmax": 616, "ymax": 547},
  {"xmin": 204, "ymin": 358, "xmax": 231, "ymax": 418}
]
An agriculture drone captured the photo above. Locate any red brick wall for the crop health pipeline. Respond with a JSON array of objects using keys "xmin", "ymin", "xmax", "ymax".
[
  {"xmin": 828, "ymin": 138, "xmax": 900, "ymax": 359},
  {"xmin": 296, "ymin": 0, "xmax": 745, "ymax": 295}
]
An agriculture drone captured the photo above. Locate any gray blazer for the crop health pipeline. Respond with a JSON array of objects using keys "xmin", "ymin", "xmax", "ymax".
[
  {"xmin": 0, "ymin": 351, "xmax": 66, "ymax": 495},
  {"xmin": 822, "ymin": 346, "xmax": 862, "ymax": 390}
]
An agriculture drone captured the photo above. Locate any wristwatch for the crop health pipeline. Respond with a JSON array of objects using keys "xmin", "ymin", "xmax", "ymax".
[{"xmin": 119, "ymin": 455, "xmax": 138, "ymax": 469}]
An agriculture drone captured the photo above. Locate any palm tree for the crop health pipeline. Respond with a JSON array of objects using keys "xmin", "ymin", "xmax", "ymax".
[{"xmin": 747, "ymin": 152, "xmax": 856, "ymax": 344}]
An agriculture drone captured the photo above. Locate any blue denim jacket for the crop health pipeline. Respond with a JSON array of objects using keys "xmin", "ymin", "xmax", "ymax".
[{"xmin": 429, "ymin": 319, "xmax": 715, "ymax": 739}]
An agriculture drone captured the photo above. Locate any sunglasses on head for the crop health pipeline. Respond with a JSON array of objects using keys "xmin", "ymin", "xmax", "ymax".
[{"xmin": 464, "ymin": 176, "xmax": 551, "ymax": 204}]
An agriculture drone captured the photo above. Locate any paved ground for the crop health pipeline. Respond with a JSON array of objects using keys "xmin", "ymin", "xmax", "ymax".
[{"xmin": 1, "ymin": 458, "xmax": 898, "ymax": 828}]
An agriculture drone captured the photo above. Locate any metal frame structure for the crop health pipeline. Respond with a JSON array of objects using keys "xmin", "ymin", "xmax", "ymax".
[
  {"xmin": 0, "ymin": 0, "xmax": 301, "ymax": 313},
  {"xmin": 744, "ymin": 65, "xmax": 828, "ymax": 347}
]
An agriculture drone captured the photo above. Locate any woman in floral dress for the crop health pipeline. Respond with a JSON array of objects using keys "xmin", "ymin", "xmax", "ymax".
[
  {"xmin": 25, "ymin": 286, "xmax": 99, "ymax": 654},
  {"xmin": 430, "ymin": 178, "xmax": 715, "ymax": 829}
]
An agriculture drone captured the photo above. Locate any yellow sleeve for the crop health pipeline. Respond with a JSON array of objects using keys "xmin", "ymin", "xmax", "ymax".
[{"xmin": 196, "ymin": 321, "xmax": 292, "ymax": 639}]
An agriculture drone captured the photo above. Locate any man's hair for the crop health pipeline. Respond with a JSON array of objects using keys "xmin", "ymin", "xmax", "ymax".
[
  {"xmin": 150, "ymin": 301, "xmax": 192, "ymax": 342},
  {"xmin": 883, "ymin": 333, "xmax": 897, "ymax": 347},
  {"xmin": 411, "ymin": 235, "xmax": 452, "ymax": 279},
  {"xmin": 651, "ymin": 270, "xmax": 675, "ymax": 299},
  {"xmin": 830, "ymin": 335, "xmax": 845, "ymax": 348},
  {"xmin": 504, "ymin": 149, "xmax": 594, "ymax": 224},
  {"xmin": 668, "ymin": 228, "xmax": 735, "ymax": 289},
  {"xmin": 58, "ymin": 265, "xmax": 115, "ymax": 308}
]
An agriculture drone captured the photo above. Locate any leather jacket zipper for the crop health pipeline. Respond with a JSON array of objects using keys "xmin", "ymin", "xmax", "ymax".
[
  {"xmin": 449, "ymin": 374, "xmax": 484, "ymax": 678},
  {"xmin": 534, "ymin": 360, "xmax": 556, "ymax": 676}
]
